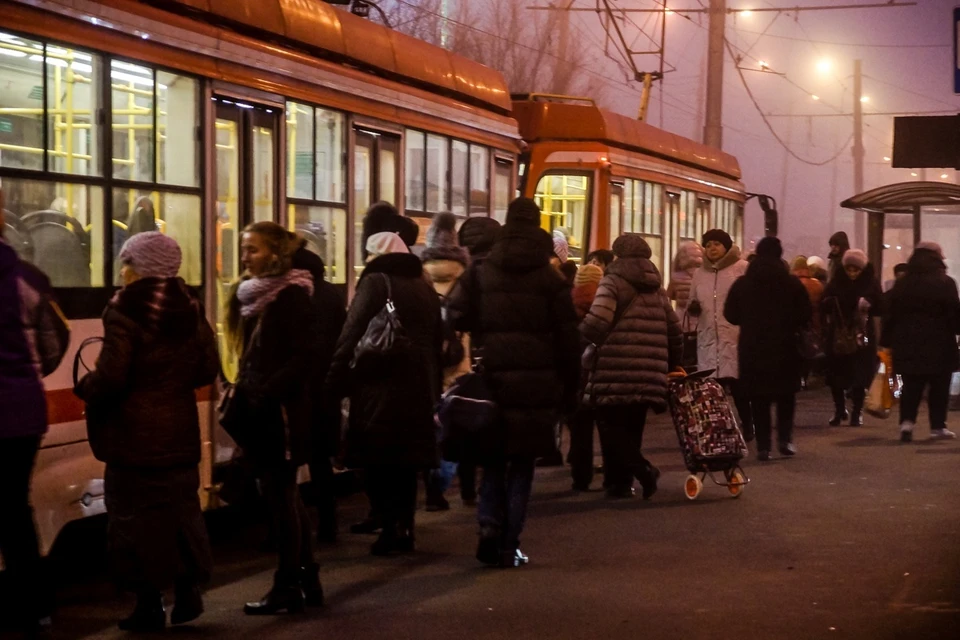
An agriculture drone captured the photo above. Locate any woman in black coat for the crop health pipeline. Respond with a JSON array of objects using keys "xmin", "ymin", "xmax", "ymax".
[
  {"xmin": 75, "ymin": 232, "xmax": 219, "ymax": 631},
  {"xmin": 327, "ymin": 232, "xmax": 443, "ymax": 557},
  {"xmin": 724, "ymin": 237, "xmax": 812, "ymax": 460},
  {"xmin": 820, "ymin": 249, "xmax": 883, "ymax": 427},
  {"xmin": 448, "ymin": 198, "xmax": 581, "ymax": 568},
  {"xmin": 881, "ymin": 243, "xmax": 960, "ymax": 441},
  {"xmin": 225, "ymin": 222, "xmax": 321, "ymax": 615}
]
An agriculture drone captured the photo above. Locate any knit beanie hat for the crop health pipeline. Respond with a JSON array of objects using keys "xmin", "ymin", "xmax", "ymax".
[
  {"xmin": 506, "ymin": 197, "xmax": 541, "ymax": 227},
  {"xmin": 422, "ymin": 212, "xmax": 468, "ymax": 265},
  {"xmin": 553, "ymin": 229, "xmax": 570, "ymax": 263},
  {"xmin": 916, "ymin": 241, "xmax": 944, "ymax": 259},
  {"xmin": 458, "ymin": 217, "xmax": 501, "ymax": 257},
  {"xmin": 702, "ymin": 229, "xmax": 733, "ymax": 252},
  {"xmin": 841, "ymin": 249, "xmax": 868, "ymax": 270},
  {"xmin": 756, "ymin": 236, "xmax": 783, "ymax": 260},
  {"xmin": 807, "ymin": 255, "xmax": 827, "ymax": 271},
  {"xmin": 366, "ymin": 232, "xmax": 409, "ymax": 258},
  {"xmin": 119, "ymin": 231, "xmax": 181, "ymax": 278},
  {"xmin": 361, "ymin": 202, "xmax": 419, "ymax": 259},
  {"xmin": 574, "ymin": 263, "xmax": 604, "ymax": 288},
  {"xmin": 612, "ymin": 233, "xmax": 653, "ymax": 259}
]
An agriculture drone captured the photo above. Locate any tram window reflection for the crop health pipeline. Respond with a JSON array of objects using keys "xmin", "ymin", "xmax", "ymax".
[{"xmin": 0, "ymin": 33, "xmax": 45, "ymax": 171}]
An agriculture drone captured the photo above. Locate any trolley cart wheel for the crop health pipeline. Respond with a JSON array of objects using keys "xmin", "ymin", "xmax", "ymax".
[
  {"xmin": 726, "ymin": 468, "xmax": 746, "ymax": 498},
  {"xmin": 684, "ymin": 474, "xmax": 703, "ymax": 500}
]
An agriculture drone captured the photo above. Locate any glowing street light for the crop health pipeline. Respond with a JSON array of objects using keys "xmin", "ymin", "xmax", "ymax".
[
  {"xmin": 740, "ymin": 10, "xmax": 753, "ymax": 17},
  {"xmin": 860, "ymin": 96, "xmax": 870, "ymax": 103},
  {"xmin": 816, "ymin": 59, "xmax": 832, "ymax": 74},
  {"xmin": 811, "ymin": 94, "xmax": 820, "ymax": 100},
  {"xmin": 758, "ymin": 60, "xmax": 770, "ymax": 70}
]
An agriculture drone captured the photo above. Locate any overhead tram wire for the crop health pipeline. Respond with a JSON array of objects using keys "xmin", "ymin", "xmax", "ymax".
[{"xmin": 726, "ymin": 28, "xmax": 950, "ymax": 49}]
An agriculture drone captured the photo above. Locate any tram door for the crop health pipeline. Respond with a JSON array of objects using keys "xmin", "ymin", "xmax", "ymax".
[
  {"xmin": 213, "ymin": 98, "xmax": 281, "ymax": 379},
  {"xmin": 353, "ymin": 128, "xmax": 400, "ymax": 276}
]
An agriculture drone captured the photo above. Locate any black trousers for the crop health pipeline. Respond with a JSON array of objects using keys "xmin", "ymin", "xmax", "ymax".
[
  {"xmin": 308, "ymin": 456, "xmax": 337, "ymax": 539},
  {"xmin": 366, "ymin": 466, "xmax": 418, "ymax": 535},
  {"xmin": 0, "ymin": 435, "xmax": 47, "ymax": 627},
  {"xmin": 595, "ymin": 405, "xmax": 650, "ymax": 490},
  {"xmin": 719, "ymin": 377, "xmax": 754, "ymax": 438},
  {"xmin": 831, "ymin": 385, "xmax": 865, "ymax": 414},
  {"xmin": 752, "ymin": 394, "xmax": 797, "ymax": 453},
  {"xmin": 567, "ymin": 404, "xmax": 595, "ymax": 487},
  {"xmin": 900, "ymin": 372, "xmax": 951, "ymax": 431},
  {"xmin": 258, "ymin": 462, "xmax": 315, "ymax": 580},
  {"xmin": 457, "ymin": 462, "xmax": 477, "ymax": 501}
]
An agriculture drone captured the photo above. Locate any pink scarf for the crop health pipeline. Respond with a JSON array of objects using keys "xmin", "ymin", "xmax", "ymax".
[{"xmin": 236, "ymin": 269, "xmax": 314, "ymax": 318}]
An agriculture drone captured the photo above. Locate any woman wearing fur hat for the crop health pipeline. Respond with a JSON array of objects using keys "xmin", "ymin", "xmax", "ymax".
[
  {"xmin": 75, "ymin": 232, "xmax": 220, "ymax": 630},
  {"xmin": 820, "ymin": 248, "xmax": 883, "ymax": 427},
  {"xmin": 688, "ymin": 229, "xmax": 753, "ymax": 439},
  {"xmin": 224, "ymin": 222, "xmax": 322, "ymax": 615}
]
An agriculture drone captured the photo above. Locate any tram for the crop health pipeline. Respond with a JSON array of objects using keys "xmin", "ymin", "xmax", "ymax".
[
  {"xmin": 0, "ymin": 1, "xmax": 746, "ymax": 556},
  {"xmin": 516, "ymin": 94, "xmax": 746, "ymax": 285}
]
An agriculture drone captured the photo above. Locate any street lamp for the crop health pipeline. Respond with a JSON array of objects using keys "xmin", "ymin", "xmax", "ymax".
[
  {"xmin": 860, "ymin": 96, "xmax": 870, "ymax": 103},
  {"xmin": 816, "ymin": 59, "xmax": 832, "ymax": 74}
]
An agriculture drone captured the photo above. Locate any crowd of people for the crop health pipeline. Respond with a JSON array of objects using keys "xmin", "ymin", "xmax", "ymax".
[{"xmin": 3, "ymin": 183, "xmax": 959, "ymax": 636}]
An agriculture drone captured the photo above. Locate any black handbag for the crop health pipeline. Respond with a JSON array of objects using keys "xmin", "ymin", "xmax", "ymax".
[
  {"xmin": 218, "ymin": 318, "xmax": 264, "ymax": 450},
  {"xmin": 436, "ymin": 357, "xmax": 501, "ymax": 463},
  {"xmin": 350, "ymin": 273, "xmax": 411, "ymax": 372},
  {"xmin": 830, "ymin": 298, "xmax": 863, "ymax": 357},
  {"xmin": 680, "ymin": 313, "xmax": 699, "ymax": 370},
  {"xmin": 73, "ymin": 336, "xmax": 111, "ymax": 461}
]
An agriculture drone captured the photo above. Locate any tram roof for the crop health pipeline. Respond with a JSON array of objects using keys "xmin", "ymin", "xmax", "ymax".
[
  {"xmin": 141, "ymin": 0, "xmax": 511, "ymax": 114},
  {"xmin": 512, "ymin": 98, "xmax": 742, "ymax": 181},
  {"xmin": 841, "ymin": 181, "xmax": 960, "ymax": 213}
]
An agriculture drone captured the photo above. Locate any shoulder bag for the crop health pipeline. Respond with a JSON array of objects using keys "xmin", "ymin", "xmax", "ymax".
[
  {"xmin": 350, "ymin": 273, "xmax": 411, "ymax": 372},
  {"xmin": 830, "ymin": 298, "xmax": 863, "ymax": 357},
  {"xmin": 218, "ymin": 318, "xmax": 263, "ymax": 450}
]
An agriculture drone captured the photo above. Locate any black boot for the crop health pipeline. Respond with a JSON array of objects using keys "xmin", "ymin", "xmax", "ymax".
[
  {"xmin": 299, "ymin": 563, "xmax": 324, "ymax": 607},
  {"xmin": 371, "ymin": 521, "xmax": 400, "ymax": 557},
  {"xmin": 476, "ymin": 528, "xmax": 501, "ymax": 566},
  {"xmin": 170, "ymin": 581, "xmax": 203, "ymax": 626},
  {"xmin": 243, "ymin": 572, "xmax": 305, "ymax": 615},
  {"xmin": 829, "ymin": 389, "xmax": 848, "ymax": 426},
  {"xmin": 349, "ymin": 516, "xmax": 381, "ymax": 535},
  {"xmin": 829, "ymin": 408, "xmax": 849, "ymax": 426},
  {"xmin": 635, "ymin": 464, "xmax": 661, "ymax": 501},
  {"xmin": 118, "ymin": 591, "xmax": 165, "ymax": 631},
  {"xmin": 849, "ymin": 410, "xmax": 863, "ymax": 426}
]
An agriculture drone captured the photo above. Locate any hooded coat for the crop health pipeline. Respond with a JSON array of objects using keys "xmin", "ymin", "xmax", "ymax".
[
  {"xmin": 579, "ymin": 257, "xmax": 682, "ymax": 409},
  {"xmin": 667, "ymin": 242, "xmax": 703, "ymax": 313},
  {"xmin": 828, "ymin": 231, "xmax": 850, "ymax": 282},
  {"xmin": 448, "ymin": 223, "xmax": 581, "ymax": 459},
  {"xmin": 327, "ymin": 253, "xmax": 442, "ymax": 468},
  {"xmin": 75, "ymin": 278, "xmax": 220, "ymax": 469},
  {"xmin": 881, "ymin": 248, "xmax": 960, "ymax": 375},
  {"xmin": 689, "ymin": 246, "xmax": 748, "ymax": 378},
  {"xmin": 724, "ymin": 257, "xmax": 812, "ymax": 397},
  {"xmin": 820, "ymin": 263, "xmax": 883, "ymax": 389}
]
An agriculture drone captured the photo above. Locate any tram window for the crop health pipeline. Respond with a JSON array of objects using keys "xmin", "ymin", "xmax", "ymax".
[
  {"xmin": 111, "ymin": 60, "xmax": 154, "ymax": 182},
  {"xmin": 493, "ymin": 159, "xmax": 512, "ymax": 223},
  {"xmin": 426, "ymin": 134, "xmax": 448, "ymax": 213},
  {"xmin": 316, "ymin": 109, "xmax": 345, "ymax": 203},
  {"xmin": 648, "ymin": 184, "xmax": 662, "ymax": 235},
  {"xmin": 288, "ymin": 204, "xmax": 347, "ymax": 284},
  {"xmin": 644, "ymin": 236, "xmax": 663, "ymax": 274},
  {"xmin": 112, "ymin": 189, "xmax": 202, "ymax": 285},
  {"xmin": 286, "ymin": 102, "xmax": 314, "ymax": 199},
  {"xmin": 451, "ymin": 140, "xmax": 468, "ymax": 216},
  {"xmin": 47, "ymin": 45, "xmax": 102, "ymax": 176},
  {"xmin": 622, "ymin": 179, "xmax": 633, "ymax": 233},
  {"xmin": 0, "ymin": 33, "xmax": 45, "ymax": 171},
  {"xmin": 469, "ymin": 146, "xmax": 489, "ymax": 216},
  {"xmin": 405, "ymin": 129, "xmax": 425, "ymax": 212},
  {"xmin": 534, "ymin": 172, "xmax": 590, "ymax": 263},
  {"xmin": 0, "ymin": 176, "xmax": 104, "ymax": 287}
]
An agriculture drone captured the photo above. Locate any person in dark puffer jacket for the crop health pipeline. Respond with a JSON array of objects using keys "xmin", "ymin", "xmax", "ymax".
[
  {"xmin": 75, "ymin": 232, "xmax": 219, "ymax": 632},
  {"xmin": 580, "ymin": 234, "xmax": 682, "ymax": 499},
  {"xmin": 1, "ymin": 188, "xmax": 69, "ymax": 636},
  {"xmin": 882, "ymin": 242, "xmax": 960, "ymax": 442},
  {"xmin": 448, "ymin": 197, "xmax": 580, "ymax": 569}
]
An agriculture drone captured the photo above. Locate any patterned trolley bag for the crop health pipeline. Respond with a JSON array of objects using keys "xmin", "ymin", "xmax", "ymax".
[{"xmin": 667, "ymin": 370, "xmax": 749, "ymax": 500}]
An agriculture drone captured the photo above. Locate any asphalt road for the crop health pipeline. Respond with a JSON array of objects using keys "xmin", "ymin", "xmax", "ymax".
[{"xmin": 9, "ymin": 386, "xmax": 960, "ymax": 640}]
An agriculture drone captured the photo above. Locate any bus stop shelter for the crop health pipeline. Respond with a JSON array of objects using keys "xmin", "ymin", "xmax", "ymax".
[{"xmin": 841, "ymin": 181, "xmax": 960, "ymax": 284}]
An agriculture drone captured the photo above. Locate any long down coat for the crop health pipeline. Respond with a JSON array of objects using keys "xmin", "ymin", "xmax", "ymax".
[
  {"xmin": 327, "ymin": 253, "xmax": 443, "ymax": 469},
  {"xmin": 448, "ymin": 223, "xmax": 581, "ymax": 459},
  {"xmin": 689, "ymin": 246, "xmax": 748, "ymax": 379},
  {"xmin": 724, "ymin": 257, "xmax": 812, "ymax": 398},
  {"xmin": 580, "ymin": 256, "xmax": 682, "ymax": 410}
]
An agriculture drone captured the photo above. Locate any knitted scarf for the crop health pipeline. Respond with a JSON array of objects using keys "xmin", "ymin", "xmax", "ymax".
[{"xmin": 237, "ymin": 269, "xmax": 314, "ymax": 318}]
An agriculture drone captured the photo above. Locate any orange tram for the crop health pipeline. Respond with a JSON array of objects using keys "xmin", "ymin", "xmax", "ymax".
[{"xmin": 0, "ymin": 0, "xmax": 745, "ymax": 555}]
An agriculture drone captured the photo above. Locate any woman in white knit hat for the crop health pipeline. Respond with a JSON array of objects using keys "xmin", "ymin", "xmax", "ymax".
[{"xmin": 75, "ymin": 232, "xmax": 220, "ymax": 631}]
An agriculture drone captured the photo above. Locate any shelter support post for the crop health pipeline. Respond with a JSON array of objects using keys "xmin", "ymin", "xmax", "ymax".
[{"xmin": 867, "ymin": 210, "xmax": 885, "ymax": 277}]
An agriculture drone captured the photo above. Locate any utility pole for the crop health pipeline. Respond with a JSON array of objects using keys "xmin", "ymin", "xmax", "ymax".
[
  {"xmin": 852, "ymin": 59, "xmax": 865, "ymax": 248},
  {"xmin": 703, "ymin": 0, "xmax": 726, "ymax": 148},
  {"xmin": 552, "ymin": 0, "xmax": 574, "ymax": 92},
  {"xmin": 440, "ymin": 0, "xmax": 450, "ymax": 47}
]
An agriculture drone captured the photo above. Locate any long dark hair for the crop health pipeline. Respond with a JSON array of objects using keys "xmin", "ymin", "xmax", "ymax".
[{"xmin": 224, "ymin": 221, "xmax": 302, "ymax": 356}]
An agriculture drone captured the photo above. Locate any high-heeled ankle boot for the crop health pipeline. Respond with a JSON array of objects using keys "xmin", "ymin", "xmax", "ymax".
[
  {"xmin": 299, "ymin": 563, "xmax": 324, "ymax": 607},
  {"xmin": 170, "ymin": 580, "xmax": 203, "ymax": 625},
  {"xmin": 118, "ymin": 591, "xmax": 165, "ymax": 631},
  {"xmin": 243, "ymin": 572, "xmax": 305, "ymax": 615}
]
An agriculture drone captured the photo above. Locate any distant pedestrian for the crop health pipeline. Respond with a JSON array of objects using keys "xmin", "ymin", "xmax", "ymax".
[
  {"xmin": 827, "ymin": 231, "xmax": 850, "ymax": 282},
  {"xmin": 881, "ymin": 242, "xmax": 960, "ymax": 442},
  {"xmin": 585, "ymin": 249, "xmax": 615, "ymax": 271},
  {"xmin": 225, "ymin": 222, "xmax": 322, "ymax": 615},
  {"xmin": 821, "ymin": 248, "xmax": 883, "ymax": 427},
  {"xmin": 688, "ymin": 229, "xmax": 753, "ymax": 439},
  {"xmin": 807, "ymin": 256, "xmax": 828, "ymax": 284},
  {"xmin": 791, "ymin": 255, "xmax": 825, "ymax": 388},
  {"xmin": 75, "ymin": 232, "xmax": 218, "ymax": 630},
  {"xmin": 448, "ymin": 197, "xmax": 580, "ymax": 568},
  {"xmin": 666, "ymin": 241, "xmax": 703, "ymax": 314},
  {"xmin": 883, "ymin": 263, "xmax": 908, "ymax": 292},
  {"xmin": 0, "ymin": 188, "xmax": 69, "ymax": 636},
  {"xmin": 328, "ymin": 232, "xmax": 443, "ymax": 556},
  {"xmin": 725, "ymin": 238, "xmax": 811, "ymax": 460},
  {"xmin": 580, "ymin": 234, "xmax": 682, "ymax": 497},
  {"xmin": 551, "ymin": 228, "xmax": 570, "ymax": 270},
  {"xmin": 568, "ymin": 262, "xmax": 605, "ymax": 491}
]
